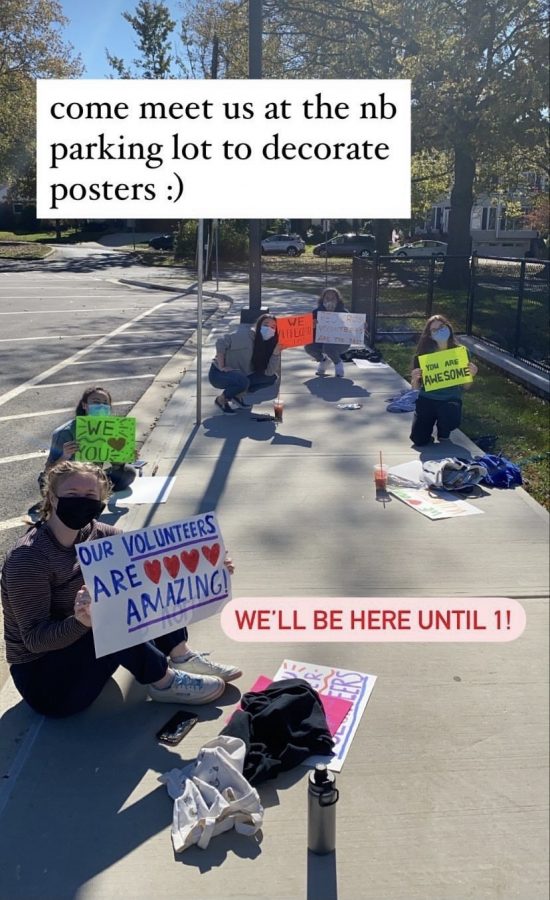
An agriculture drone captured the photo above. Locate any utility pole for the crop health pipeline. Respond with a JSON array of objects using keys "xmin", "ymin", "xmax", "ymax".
[{"xmin": 244, "ymin": 0, "xmax": 264, "ymax": 323}]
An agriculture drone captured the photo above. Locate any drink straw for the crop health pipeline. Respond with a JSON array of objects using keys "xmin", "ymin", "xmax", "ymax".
[{"xmin": 379, "ymin": 450, "xmax": 383, "ymax": 470}]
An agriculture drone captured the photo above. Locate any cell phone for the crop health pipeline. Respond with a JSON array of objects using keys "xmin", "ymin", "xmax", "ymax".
[{"xmin": 156, "ymin": 710, "xmax": 198, "ymax": 745}]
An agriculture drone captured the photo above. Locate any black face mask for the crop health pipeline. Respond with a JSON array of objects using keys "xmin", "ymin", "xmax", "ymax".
[{"xmin": 55, "ymin": 496, "xmax": 105, "ymax": 530}]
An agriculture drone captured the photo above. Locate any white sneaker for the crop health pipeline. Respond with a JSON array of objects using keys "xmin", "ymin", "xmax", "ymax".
[
  {"xmin": 148, "ymin": 669, "xmax": 226, "ymax": 704},
  {"xmin": 334, "ymin": 361, "xmax": 345, "ymax": 377},
  {"xmin": 316, "ymin": 357, "xmax": 330, "ymax": 376},
  {"xmin": 171, "ymin": 651, "xmax": 242, "ymax": 683}
]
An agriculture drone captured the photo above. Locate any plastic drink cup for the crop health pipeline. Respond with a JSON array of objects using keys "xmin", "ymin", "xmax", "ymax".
[
  {"xmin": 373, "ymin": 463, "xmax": 388, "ymax": 489},
  {"xmin": 273, "ymin": 400, "xmax": 284, "ymax": 422}
]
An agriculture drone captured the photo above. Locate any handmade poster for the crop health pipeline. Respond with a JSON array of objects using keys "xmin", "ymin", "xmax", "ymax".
[
  {"xmin": 389, "ymin": 485, "xmax": 484, "ymax": 519},
  {"xmin": 316, "ymin": 311, "xmax": 366, "ymax": 347},
  {"xmin": 272, "ymin": 659, "xmax": 376, "ymax": 771},
  {"xmin": 418, "ymin": 346, "xmax": 473, "ymax": 392},
  {"xmin": 75, "ymin": 415, "xmax": 136, "ymax": 464},
  {"xmin": 113, "ymin": 476, "xmax": 176, "ymax": 506},
  {"xmin": 76, "ymin": 512, "xmax": 230, "ymax": 657},
  {"xmin": 231, "ymin": 675, "xmax": 353, "ymax": 736},
  {"xmin": 276, "ymin": 313, "xmax": 314, "ymax": 348}
]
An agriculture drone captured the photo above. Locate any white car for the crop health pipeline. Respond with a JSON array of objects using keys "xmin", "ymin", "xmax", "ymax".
[
  {"xmin": 261, "ymin": 234, "xmax": 306, "ymax": 256},
  {"xmin": 390, "ymin": 240, "xmax": 448, "ymax": 259}
]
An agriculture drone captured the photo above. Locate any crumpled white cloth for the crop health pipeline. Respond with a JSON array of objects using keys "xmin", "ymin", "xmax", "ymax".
[{"xmin": 159, "ymin": 735, "xmax": 264, "ymax": 853}]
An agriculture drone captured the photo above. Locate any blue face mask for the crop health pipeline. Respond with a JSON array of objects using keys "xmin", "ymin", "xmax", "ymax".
[
  {"xmin": 432, "ymin": 326, "xmax": 451, "ymax": 343},
  {"xmin": 87, "ymin": 403, "xmax": 111, "ymax": 417}
]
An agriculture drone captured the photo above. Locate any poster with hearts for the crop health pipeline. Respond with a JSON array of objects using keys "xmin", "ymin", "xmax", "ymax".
[
  {"xmin": 76, "ymin": 512, "xmax": 230, "ymax": 657},
  {"xmin": 75, "ymin": 415, "xmax": 136, "ymax": 464}
]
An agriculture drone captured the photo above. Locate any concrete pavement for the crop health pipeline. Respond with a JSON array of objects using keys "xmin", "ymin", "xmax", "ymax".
[{"xmin": 0, "ymin": 282, "xmax": 548, "ymax": 900}]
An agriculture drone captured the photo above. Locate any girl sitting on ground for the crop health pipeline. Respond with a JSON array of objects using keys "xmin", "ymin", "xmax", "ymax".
[
  {"xmin": 209, "ymin": 314, "xmax": 281, "ymax": 413},
  {"xmin": 410, "ymin": 315, "xmax": 478, "ymax": 446},
  {"xmin": 2, "ymin": 460, "xmax": 241, "ymax": 718},
  {"xmin": 41, "ymin": 385, "xmax": 137, "ymax": 493}
]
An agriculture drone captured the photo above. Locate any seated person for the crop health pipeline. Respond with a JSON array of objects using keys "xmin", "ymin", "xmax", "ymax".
[
  {"xmin": 40, "ymin": 386, "xmax": 137, "ymax": 494},
  {"xmin": 209, "ymin": 314, "xmax": 281, "ymax": 413},
  {"xmin": 304, "ymin": 288, "xmax": 349, "ymax": 377},
  {"xmin": 3, "ymin": 460, "xmax": 241, "ymax": 718}
]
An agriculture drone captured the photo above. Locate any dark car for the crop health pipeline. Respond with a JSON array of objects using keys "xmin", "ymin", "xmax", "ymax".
[
  {"xmin": 149, "ymin": 234, "xmax": 174, "ymax": 250},
  {"xmin": 313, "ymin": 233, "xmax": 376, "ymax": 258}
]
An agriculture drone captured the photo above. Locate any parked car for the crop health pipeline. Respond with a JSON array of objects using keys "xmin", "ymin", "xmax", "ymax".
[
  {"xmin": 390, "ymin": 240, "xmax": 448, "ymax": 259},
  {"xmin": 261, "ymin": 233, "xmax": 306, "ymax": 256},
  {"xmin": 149, "ymin": 233, "xmax": 174, "ymax": 250},
  {"xmin": 312, "ymin": 233, "xmax": 376, "ymax": 258}
]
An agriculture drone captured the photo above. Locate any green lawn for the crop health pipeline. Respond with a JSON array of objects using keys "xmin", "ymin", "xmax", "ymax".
[
  {"xmin": 0, "ymin": 242, "xmax": 52, "ymax": 259},
  {"xmin": 380, "ymin": 343, "xmax": 550, "ymax": 510}
]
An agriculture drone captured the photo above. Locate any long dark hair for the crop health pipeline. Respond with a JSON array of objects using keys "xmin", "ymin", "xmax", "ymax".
[
  {"xmin": 75, "ymin": 386, "xmax": 112, "ymax": 416},
  {"xmin": 414, "ymin": 315, "xmax": 460, "ymax": 357},
  {"xmin": 250, "ymin": 315, "xmax": 278, "ymax": 374}
]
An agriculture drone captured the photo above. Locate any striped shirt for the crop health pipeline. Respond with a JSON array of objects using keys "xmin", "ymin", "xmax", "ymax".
[{"xmin": 1, "ymin": 520, "xmax": 120, "ymax": 665}]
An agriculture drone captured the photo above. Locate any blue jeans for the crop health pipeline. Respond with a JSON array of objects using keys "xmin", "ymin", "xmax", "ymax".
[
  {"xmin": 209, "ymin": 364, "xmax": 277, "ymax": 400},
  {"xmin": 304, "ymin": 342, "xmax": 349, "ymax": 364},
  {"xmin": 10, "ymin": 627, "xmax": 188, "ymax": 718}
]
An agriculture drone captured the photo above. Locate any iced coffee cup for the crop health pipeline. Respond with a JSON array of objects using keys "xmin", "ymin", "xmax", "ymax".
[
  {"xmin": 273, "ymin": 400, "xmax": 284, "ymax": 422},
  {"xmin": 373, "ymin": 464, "xmax": 388, "ymax": 489}
]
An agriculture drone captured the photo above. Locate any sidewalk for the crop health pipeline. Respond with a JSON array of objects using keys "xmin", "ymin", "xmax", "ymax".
[{"xmin": 0, "ymin": 284, "xmax": 548, "ymax": 900}]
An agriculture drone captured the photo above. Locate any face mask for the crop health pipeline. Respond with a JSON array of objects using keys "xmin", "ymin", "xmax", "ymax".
[
  {"xmin": 88, "ymin": 403, "xmax": 111, "ymax": 417},
  {"xmin": 55, "ymin": 496, "xmax": 105, "ymax": 530},
  {"xmin": 323, "ymin": 300, "xmax": 337, "ymax": 311},
  {"xmin": 432, "ymin": 326, "xmax": 451, "ymax": 342},
  {"xmin": 260, "ymin": 325, "xmax": 276, "ymax": 341}
]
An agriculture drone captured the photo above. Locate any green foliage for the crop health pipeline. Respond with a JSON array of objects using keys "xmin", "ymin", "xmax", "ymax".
[
  {"xmin": 0, "ymin": 0, "xmax": 82, "ymax": 192},
  {"xmin": 106, "ymin": 0, "xmax": 176, "ymax": 78}
]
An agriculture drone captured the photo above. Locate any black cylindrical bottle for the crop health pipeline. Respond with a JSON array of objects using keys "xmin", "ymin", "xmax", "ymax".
[{"xmin": 307, "ymin": 763, "xmax": 338, "ymax": 854}]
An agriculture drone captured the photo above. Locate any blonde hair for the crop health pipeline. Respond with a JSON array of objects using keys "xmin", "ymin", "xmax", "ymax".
[{"xmin": 39, "ymin": 460, "xmax": 111, "ymax": 520}]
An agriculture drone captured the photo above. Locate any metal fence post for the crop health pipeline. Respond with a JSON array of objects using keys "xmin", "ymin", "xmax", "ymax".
[
  {"xmin": 466, "ymin": 252, "xmax": 477, "ymax": 335},
  {"xmin": 426, "ymin": 256, "xmax": 435, "ymax": 318},
  {"xmin": 370, "ymin": 253, "xmax": 379, "ymax": 346},
  {"xmin": 513, "ymin": 258, "xmax": 526, "ymax": 358}
]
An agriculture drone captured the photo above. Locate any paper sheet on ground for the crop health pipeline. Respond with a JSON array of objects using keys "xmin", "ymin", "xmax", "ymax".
[
  {"xmin": 388, "ymin": 459, "xmax": 425, "ymax": 486},
  {"xmin": 114, "ymin": 476, "xmax": 176, "ymax": 505},
  {"xmin": 389, "ymin": 485, "xmax": 483, "ymax": 519},
  {"xmin": 352, "ymin": 358, "xmax": 391, "ymax": 370},
  {"xmin": 272, "ymin": 659, "xmax": 376, "ymax": 771}
]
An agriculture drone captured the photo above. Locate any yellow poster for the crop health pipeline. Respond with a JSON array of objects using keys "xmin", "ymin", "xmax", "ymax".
[{"xmin": 418, "ymin": 346, "xmax": 473, "ymax": 392}]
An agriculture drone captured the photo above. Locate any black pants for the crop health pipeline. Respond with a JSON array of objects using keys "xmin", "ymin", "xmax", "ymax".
[
  {"xmin": 410, "ymin": 395, "xmax": 462, "ymax": 445},
  {"xmin": 10, "ymin": 626, "xmax": 188, "ymax": 718}
]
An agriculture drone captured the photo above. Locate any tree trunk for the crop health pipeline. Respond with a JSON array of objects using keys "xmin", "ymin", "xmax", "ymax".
[
  {"xmin": 373, "ymin": 219, "xmax": 392, "ymax": 254},
  {"xmin": 439, "ymin": 147, "xmax": 475, "ymax": 289}
]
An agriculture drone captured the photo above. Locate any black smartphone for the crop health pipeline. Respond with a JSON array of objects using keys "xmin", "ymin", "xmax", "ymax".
[{"xmin": 156, "ymin": 710, "xmax": 198, "ymax": 745}]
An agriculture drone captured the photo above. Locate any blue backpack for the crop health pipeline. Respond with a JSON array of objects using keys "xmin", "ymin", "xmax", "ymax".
[{"xmin": 474, "ymin": 454, "xmax": 523, "ymax": 488}]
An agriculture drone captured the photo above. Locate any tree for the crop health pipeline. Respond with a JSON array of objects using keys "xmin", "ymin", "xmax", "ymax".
[
  {"xmin": 0, "ymin": 0, "xmax": 82, "ymax": 193},
  {"xmin": 181, "ymin": 1, "xmax": 548, "ymax": 281},
  {"xmin": 106, "ymin": 1, "xmax": 176, "ymax": 78}
]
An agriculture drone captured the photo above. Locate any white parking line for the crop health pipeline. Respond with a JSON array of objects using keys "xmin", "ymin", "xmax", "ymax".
[
  {"xmin": 70, "ymin": 354, "xmax": 172, "ymax": 365},
  {"xmin": 0, "ymin": 401, "xmax": 132, "ymax": 422},
  {"xmin": 0, "ymin": 334, "xmax": 108, "ymax": 343},
  {"xmin": 0, "ymin": 451, "xmax": 46, "ymax": 465},
  {"xmin": 0, "ymin": 295, "xmax": 178, "ymax": 409},
  {"xmin": 0, "ymin": 515, "xmax": 32, "ymax": 533},
  {"xmin": 0, "ymin": 307, "xmax": 146, "ymax": 315},
  {"xmin": 37, "ymin": 374, "xmax": 154, "ymax": 389}
]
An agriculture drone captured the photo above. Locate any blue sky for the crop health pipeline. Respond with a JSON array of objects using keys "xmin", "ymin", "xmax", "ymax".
[{"xmin": 58, "ymin": 0, "xmax": 184, "ymax": 78}]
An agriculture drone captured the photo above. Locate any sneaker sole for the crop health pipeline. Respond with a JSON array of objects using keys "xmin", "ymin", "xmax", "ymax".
[
  {"xmin": 150, "ymin": 680, "xmax": 226, "ymax": 705},
  {"xmin": 173, "ymin": 663, "xmax": 243, "ymax": 683}
]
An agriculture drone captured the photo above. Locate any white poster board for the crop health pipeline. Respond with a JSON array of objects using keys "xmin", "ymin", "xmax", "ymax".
[
  {"xmin": 114, "ymin": 476, "xmax": 176, "ymax": 506},
  {"xmin": 273, "ymin": 659, "xmax": 376, "ymax": 771},
  {"xmin": 389, "ymin": 486, "xmax": 483, "ymax": 519},
  {"xmin": 76, "ymin": 512, "xmax": 230, "ymax": 657},
  {"xmin": 316, "ymin": 311, "xmax": 366, "ymax": 347}
]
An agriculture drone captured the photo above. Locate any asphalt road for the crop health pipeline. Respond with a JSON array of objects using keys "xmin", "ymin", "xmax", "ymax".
[{"xmin": 0, "ymin": 246, "xmax": 217, "ymax": 690}]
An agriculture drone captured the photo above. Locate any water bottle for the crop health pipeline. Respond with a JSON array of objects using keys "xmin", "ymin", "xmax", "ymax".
[{"xmin": 307, "ymin": 764, "xmax": 339, "ymax": 854}]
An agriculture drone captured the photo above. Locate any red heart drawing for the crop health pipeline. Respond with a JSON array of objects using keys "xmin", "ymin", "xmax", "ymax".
[
  {"xmin": 144, "ymin": 559, "xmax": 162, "ymax": 584},
  {"xmin": 202, "ymin": 543, "xmax": 220, "ymax": 566},
  {"xmin": 181, "ymin": 549, "xmax": 200, "ymax": 573},
  {"xmin": 108, "ymin": 438, "xmax": 126, "ymax": 451},
  {"xmin": 163, "ymin": 555, "xmax": 180, "ymax": 578}
]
